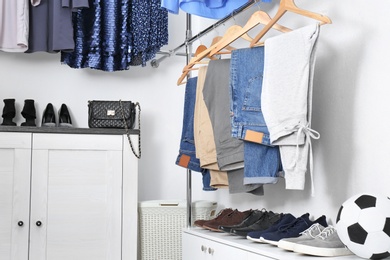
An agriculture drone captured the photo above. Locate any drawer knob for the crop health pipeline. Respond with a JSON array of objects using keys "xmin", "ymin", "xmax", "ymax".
[
  {"xmin": 36, "ymin": 221, "xmax": 42, "ymax": 227},
  {"xmin": 18, "ymin": 221, "xmax": 24, "ymax": 227},
  {"xmin": 201, "ymin": 245, "xmax": 207, "ymax": 252},
  {"xmin": 208, "ymin": 247, "xmax": 214, "ymax": 255}
]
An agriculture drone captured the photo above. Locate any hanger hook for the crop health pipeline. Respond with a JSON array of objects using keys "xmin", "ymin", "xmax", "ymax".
[
  {"xmin": 213, "ymin": 24, "xmax": 219, "ymax": 36},
  {"xmin": 231, "ymin": 12, "xmax": 237, "ymax": 25}
]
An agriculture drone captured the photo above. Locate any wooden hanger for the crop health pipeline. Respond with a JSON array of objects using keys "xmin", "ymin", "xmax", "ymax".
[
  {"xmin": 207, "ymin": 25, "xmax": 255, "ymax": 58},
  {"xmin": 177, "ymin": 10, "xmax": 292, "ymax": 85},
  {"xmin": 194, "ymin": 44, "xmax": 207, "ymax": 56},
  {"xmin": 209, "ymin": 10, "xmax": 292, "ymax": 56},
  {"xmin": 250, "ymin": 0, "xmax": 331, "ymax": 47}
]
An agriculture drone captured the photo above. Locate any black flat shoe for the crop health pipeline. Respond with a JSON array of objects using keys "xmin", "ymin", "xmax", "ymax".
[
  {"xmin": 58, "ymin": 104, "xmax": 73, "ymax": 127},
  {"xmin": 41, "ymin": 103, "xmax": 56, "ymax": 127}
]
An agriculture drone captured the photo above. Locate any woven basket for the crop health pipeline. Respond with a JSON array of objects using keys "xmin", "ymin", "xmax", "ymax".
[{"xmin": 139, "ymin": 200, "xmax": 217, "ymax": 260}]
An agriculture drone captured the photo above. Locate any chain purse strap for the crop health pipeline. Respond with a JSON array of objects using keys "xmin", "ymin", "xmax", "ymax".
[{"xmin": 119, "ymin": 100, "xmax": 141, "ymax": 159}]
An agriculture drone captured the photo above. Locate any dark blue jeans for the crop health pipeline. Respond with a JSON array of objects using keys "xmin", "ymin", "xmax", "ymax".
[{"xmin": 176, "ymin": 77, "xmax": 216, "ymax": 191}]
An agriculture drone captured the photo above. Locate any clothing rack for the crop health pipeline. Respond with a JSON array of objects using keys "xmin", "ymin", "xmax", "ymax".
[
  {"xmin": 164, "ymin": 0, "xmax": 264, "ymax": 228},
  {"xmin": 150, "ymin": 0, "xmax": 260, "ymax": 68}
]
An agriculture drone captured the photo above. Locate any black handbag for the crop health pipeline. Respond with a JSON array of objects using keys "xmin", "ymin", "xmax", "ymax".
[
  {"xmin": 88, "ymin": 100, "xmax": 141, "ymax": 158},
  {"xmin": 88, "ymin": 100, "xmax": 136, "ymax": 129}
]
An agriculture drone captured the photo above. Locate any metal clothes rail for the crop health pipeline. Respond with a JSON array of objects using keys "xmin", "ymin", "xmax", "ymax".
[{"xmin": 150, "ymin": 0, "xmax": 260, "ymax": 68}]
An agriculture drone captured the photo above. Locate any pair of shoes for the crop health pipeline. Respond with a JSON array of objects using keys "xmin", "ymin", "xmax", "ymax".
[
  {"xmin": 260, "ymin": 213, "xmax": 328, "ymax": 246},
  {"xmin": 1, "ymin": 99, "xmax": 37, "ymax": 127},
  {"xmin": 42, "ymin": 103, "xmax": 73, "ymax": 127},
  {"xmin": 292, "ymin": 226, "xmax": 353, "ymax": 257},
  {"xmin": 203, "ymin": 209, "xmax": 253, "ymax": 232},
  {"xmin": 278, "ymin": 223, "xmax": 327, "ymax": 251},
  {"xmin": 231, "ymin": 210, "xmax": 281, "ymax": 237},
  {"xmin": 219, "ymin": 208, "xmax": 267, "ymax": 234},
  {"xmin": 194, "ymin": 208, "xmax": 233, "ymax": 228},
  {"xmin": 246, "ymin": 213, "xmax": 296, "ymax": 242}
]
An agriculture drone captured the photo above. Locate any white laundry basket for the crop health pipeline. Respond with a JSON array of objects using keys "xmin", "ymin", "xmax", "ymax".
[{"xmin": 139, "ymin": 200, "xmax": 217, "ymax": 260}]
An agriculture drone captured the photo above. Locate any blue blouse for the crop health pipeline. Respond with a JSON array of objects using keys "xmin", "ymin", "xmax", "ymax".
[{"xmin": 161, "ymin": 0, "xmax": 272, "ymax": 19}]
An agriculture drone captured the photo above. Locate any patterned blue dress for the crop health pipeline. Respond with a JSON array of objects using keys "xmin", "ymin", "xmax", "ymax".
[{"xmin": 61, "ymin": 0, "xmax": 168, "ymax": 72}]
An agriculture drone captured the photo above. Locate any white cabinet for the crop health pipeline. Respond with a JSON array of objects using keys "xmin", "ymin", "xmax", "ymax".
[
  {"xmin": 0, "ymin": 131, "xmax": 138, "ymax": 260},
  {"xmin": 183, "ymin": 228, "xmax": 362, "ymax": 260},
  {"xmin": 0, "ymin": 133, "xmax": 31, "ymax": 260}
]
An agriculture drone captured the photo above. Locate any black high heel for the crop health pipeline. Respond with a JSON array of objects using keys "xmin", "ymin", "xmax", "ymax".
[
  {"xmin": 41, "ymin": 103, "xmax": 56, "ymax": 127},
  {"xmin": 58, "ymin": 104, "xmax": 73, "ymax": 127}
]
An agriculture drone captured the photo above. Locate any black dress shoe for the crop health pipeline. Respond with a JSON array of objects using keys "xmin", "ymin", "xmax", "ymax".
[
  {"xmin": 219, "ymin": 209, "xmax": 266, "ymax": 234},
  {"xmin": 42, "ymin": 103, "xmax": 56, "ymax": 127},
  {"xmin": 58, "ymin": 104, "xmax": 73, "ymax": 127},
  {"xmin": 232, "ymin": 211, "xmax": 281, "ymax": 237}
]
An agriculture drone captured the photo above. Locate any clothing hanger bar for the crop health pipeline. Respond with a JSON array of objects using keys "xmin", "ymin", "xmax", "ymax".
[{"xmin": 150, "ymin": 0, "xmax": 260, "ymax": 68}]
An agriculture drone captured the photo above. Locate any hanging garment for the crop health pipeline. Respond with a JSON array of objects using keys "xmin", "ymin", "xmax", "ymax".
[
  {"xmin": 61, "ymin": 0, "xmax": 168, "ymax": 71},
  {"xmin": 261, "ymin": 23, "xmax": 321, "ymax": 195},
  {"xmin": 26, "ymin": 0, "xmax": 89, "ymax": 53},
  {"xmin": 193, "ymin": 66, "xmax": 228, "ymax": 189},
  {"xmin": 227, "ymin": 168, "xmax": 264, "ymax": 196},
  {"xmin": 0, "ymin": 0, "xmax": 40, "ymax": 52},
  {"xmin": 176, "ymin": 77, "xmax": 216, "ymax": 191},
  {"xmin": 202, "ymin": 59, "xmax": 264, "ymax": 195},
  {"xmin": 230, "ymin": 46, "xmax": 282, "ymax": 185},
  {"xmin": 203, "ymin": 59, "xmax": 244, "ymax": 171},
  {"xmin": 161, "ymin": 0, "xmax": 248, "ymax": 19}
]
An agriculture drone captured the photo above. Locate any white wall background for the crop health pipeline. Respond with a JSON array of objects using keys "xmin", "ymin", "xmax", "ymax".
[{"xmin": 1, "ymin": 0, "xmax": 389, "ymax": 224}]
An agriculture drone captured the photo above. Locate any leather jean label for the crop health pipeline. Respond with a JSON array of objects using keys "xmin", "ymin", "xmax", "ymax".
[
  {"xmin": 244, "ymin": 130, "xmax": 264, "ymax": 144},
  {"xmin": 178, "ymin": 154, "xmax": 191, "ymax": 168}
]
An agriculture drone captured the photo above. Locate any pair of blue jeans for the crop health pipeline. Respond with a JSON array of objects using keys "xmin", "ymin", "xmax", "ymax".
[
  {"xmin": 176, "ymin": 77, "xmax": 216, "ymax": 191},
  {"xmin": 230, "ymin": 46, "xmax": 282, "ymax": 185}
]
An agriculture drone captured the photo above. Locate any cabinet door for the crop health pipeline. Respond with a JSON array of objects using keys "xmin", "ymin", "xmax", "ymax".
[
  {"xmin": 29, "ymin": 134, "xmax": 123, "ymax": 260},
  {"xmin": 0, "ymin": 133, "xmax": 31, "ymax": 260},
  {"xmin": 182, "ymin": 232, "xmax": 248, "ymax": 260}
]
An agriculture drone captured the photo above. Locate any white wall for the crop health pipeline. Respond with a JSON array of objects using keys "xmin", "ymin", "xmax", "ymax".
[{"xmin": 1, "ymin": 0, "xmax": 389, "ymax": 224}]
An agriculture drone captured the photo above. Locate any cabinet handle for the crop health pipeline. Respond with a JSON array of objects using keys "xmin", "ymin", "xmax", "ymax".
[
  {"xmin": 208, "ymin": 247, "xmax": 214, "ymax": 255},
  {"xmin": 201, "ymin": 245, "xmax": 207, "ymax": 252},
  {"xmin": 36, "ymin": 221, "xmax": 42, "ymax": 227},
  {"xmin": 18, "ymin": 221, "xmax": 24, "ymax": 227}
]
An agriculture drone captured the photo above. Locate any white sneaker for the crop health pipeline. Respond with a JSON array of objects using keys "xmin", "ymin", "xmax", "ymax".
[
  {"xmin": 293, "ymin": 226, "xmax": 353, "ymax": 257},
  {"xmin": 278, "ymin": 223, "xmax": 326, "ymax": 251}
]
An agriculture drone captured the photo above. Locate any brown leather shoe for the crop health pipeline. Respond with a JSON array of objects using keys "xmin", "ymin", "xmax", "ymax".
[
  {"xmin": 203, "ymin": 209, "xmax": 253, "ymax": 232},
  {"xmin": 194, "ymin": 208, "xmax": 234, "ymax": 228}
]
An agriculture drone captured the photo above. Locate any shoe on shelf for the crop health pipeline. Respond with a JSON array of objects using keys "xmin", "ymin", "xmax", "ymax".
[
  {"xmin": 1, "ymin": 98, "xmax": 17, "ymax": 126},
  {"xmin": 21, "ymin": 99, "xmax": 36, "ymax": 127},
  {"xmin": 246, "ymin": 213, "xmax": 296, "ymax": 242},
  {"xmin": 278, "ymin": 222, "xmax": 327, "ymax": 251},
  {"xmin": 219, "ymin": 208, "xmax": 266, "ymax": 234},
  {"xmin": 260, "ymin": 213, "xmax": 328, "ymax": 246},
  {"xmin": 203, "ymin": 209, "xmax": 253, "ymax": 232},
  {"xmin": 231, "ymin": 210, "xmax": 280, "ymax": 237},
  {"xmin": 194, "ymin": 208, "xmax": 233, "ymax": 228},
  {"xmin": 41, "ymin": 103, "xmax": 56, "ymax": 127},
  {"xmin": 58, "ymin": 104, "xmax": 73, "ymax": 127},
  {"xmin": 293, "ymin": 226, "xmax": 353, "ymax": 257}
]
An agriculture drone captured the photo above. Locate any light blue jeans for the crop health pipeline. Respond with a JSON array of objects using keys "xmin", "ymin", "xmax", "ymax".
[{"xmin": 230, "ymin": 47, "xmax": 282, "ymax": 185}]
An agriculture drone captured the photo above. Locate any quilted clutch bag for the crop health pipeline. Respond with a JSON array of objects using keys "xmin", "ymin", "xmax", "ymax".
[{"xmin": 88, "ymin": 100, "xmax": 136, "ymax": 129}]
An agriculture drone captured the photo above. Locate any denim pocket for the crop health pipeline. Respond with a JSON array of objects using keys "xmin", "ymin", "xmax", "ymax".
[{"xmin": 242, "ymin": 74, "xmax": 263, "ymax": 112}]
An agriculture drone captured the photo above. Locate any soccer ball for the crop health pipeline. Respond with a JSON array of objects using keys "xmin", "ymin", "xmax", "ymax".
[{"xmin": 336, "ymin": 193, "xmax": 390, "ymax": 259}]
